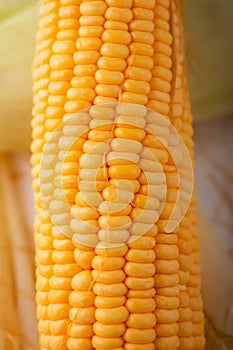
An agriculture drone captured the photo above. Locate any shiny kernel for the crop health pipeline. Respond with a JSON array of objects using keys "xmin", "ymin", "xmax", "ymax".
[
  {"xmin": 124, "ymin": 328, "xmax": 155, "ymax": 344},
  {"xmin": 95, "ymin": 306, "xmax": 128, "ymax": 324},
  {"xmin": 124, "ymin": 262, "xmax": 155, "ymax": 277},
  {"xmin": 92, "ymin": 269, "xmax": 125, "ymax": 284},
  {"xmin": 72, "ymin": 270, "xmax": 93, "ymax": 291},
  {"xmin": 126, "ymin": 298, "xmax": 155, "ymax": 313},
  {"xmin": 92, "ymin": 256, "xmax": 125, "ymax": 270},
  {"xmin": 78, "ymin": 25, "xmax": 104, "ymax": 38},
  {"xmin": 100, "ymin": 43, "xmax": 129, "ymax": 58},
  {"xmin": 73, "ymin": 51, "xmax": 100, "ymax": 65},
  {"xmin": 109, "ymin": 164, "xmax": 140, "ymax": 179},
  {"xmin": 92, "ymin": 335, "xmax": 124, "ymax": 349},
  {"xmin": 95, "ymin": 69, "xmax": 124, "ymax": 85},
  {"xmin": 93, "ymin": 282, "xmax": 127, "ymax": 297},
  {"xmin": 97, "ymin": 56, "xmax": 126, "ymax": 71},
  {"xmin": 74, "ymin": 249, "xmax": 95, "ymax": 269},
  {"xmin": 105, "ymin": 7, "xmax": 132, "ymax": 23},
  {"xmin": 76, "ymin": 37, "xmax": 102, "ymax": 51},
  {"xmin": 69, "ymin": 291, "xmax": 95, "ymax": 307},
  {"xmin": 125, "ymin": 277, "xmax": 154, "ymax": 290},
  {"xmin": 94, "ymin": 296, "xmax": 125, "ymax": 308},
  {"xmin": 93, "ymin": 322, "xmax": 125, "ymax": 337},
  {"xmin": 126, "ymin": 313, "xmax": 156, "ymax": 328},
  {"xmin": 69, "ymin": 306, "xmax": 95, "ymax": 324},
  {"xmin": 114, "ymin": 127, "xmax": 145, "ymax": 141},
  {"xmin": 80, "ymin": 1, "xmax": 107, "ymax": 16},
  {"xmin": 67, "ymin": 323, "xmax": 93, "ymax": 338},
  {"xmin": 125, "ymin": 249, "xmax": 155, "ymax": 263}
]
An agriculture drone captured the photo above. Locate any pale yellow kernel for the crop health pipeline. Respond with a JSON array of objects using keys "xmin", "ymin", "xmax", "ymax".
[
  {"xmin": 127, "ymin": 288, "xmax": 155, "ymax": 299},
  {"xmin": 155, "ymin": 336, "xmax": 179, "ymax": 350},
  {"xmin": 80, "ymin": 1, "xmax": 107, "ymax": 16},
  {"xmin": 92, "ymin": 269, "xmax": 125, "ymax": 283},
  {"xmin": 98, "ymin": 230, "xmax": 129, "ymax": 244},
  {"xmin": 128, "ymin": 55, "xmax": 153, "ymax": 69},
  {"xmin": 95, "ymin": 69, "xmax": 124, "ymax": 85},
  {"xmin": 154, "ymin": 41, "xmax": 172, "ymax": 56},
  {"xmin": 107, "ymin": 151, "xmax": 140, "ymax": 166},
  {"xmin": 70, "ymin": 218, "xmax": 99, "ymax": 234},
  {"xmin": 126, "ymin": 66, "xmax": 152, "ymax": 82},
  {"xmin": 100, "ymin": 43, "xmax": 129, "ymax": 59},
  {"xmin": 131, "ymin": 31, "xmax": 154, "ymax": 45},
  {"xmin": 102, "ymin": 29, "xmax": 131, "ymax": 45},
  {"xmin": 79, "ymin": 167, "xmax": 107, "ymax": 180},
  {"xmin": 155, "ymin": 273, "xmax": 179, "ymax": 288},
  {"xmin": 73, "ymin": 64, "xmax": 97, "ymax": 77},
  {"xmin": 94, "ymin": 296, "xmax": 125, "ymax": 308},
  {"xmin": 156, "ymin": 323, "xmax": 178, "ymax": 337},
  {"xmin": 47, "ymin": 304, "xmax": 70, "ymax": 321},
  {"xmin": 155, "ymin": 260, "xmax": 179, "ymax": 274},
  {"xmin": 130, "ymin": 222, "xmax": 158, "ymax": 236},
  {"xmin": 99, "ymin": 215, "xmax": 132, "ymax": 230},
  {"xmin": 111, "ymin": 138, "xmax": 142, "ymax": 153},
  {"xmin": 126, "ymin": 298, "xmax": 155, "ymax": 313},
  {"xmin": 48, "ymin": 290, "xmax": 70, "ymax": 304},
  {"xmin": 73, "ymin": 51, "xmax": 100, "ymax": 65},
  {"xmin": 99, "ymin": 203, "xmax": 132, "ymax": 216},
  {"xmin": 95, "ymin": 243, "xmax": 128, "ymax": 256},
  {"xmin": 125, "ymin": 277, "xmax": 154, "ymax": 290},
  {"xmin": 94, "ymin": 322, "xmax": 125, "ymax": 338},
  {"xmin": 79, "ymin": 15, "xmax": 104, "ymax": 26},
  {"xmin": 95, "ymin": 306, "xmax": 128, "ymax": 324},
  {"xmin": 93, "ymin": 282, "xmax": 127, "ymax": 297},
  {"xmin": 67, "ymin": 337, "xmax": 92, "ymax": 350},
  {"xmin": 92, "ymin": 256, "xmax": 124, "ymax": 270},
  {"xmin": 74, "ymin": 248, "xmax": 95, "ymax": 269},
  {"xmin": 124, "ymin": 262, "xmax": 155, "ymax": 277},
  {"xmin": 95, "ymin": 84, "xmax": 120, "ymax": 98},
  {"xmin": 106, "ymin": 0, "xmax": 132, "ymax": 7},
  {"xmin": 125, "ymin": 343, "xmax": 154, "ymax": 350},
  {"xmin": 67, "ymin": 323, "xmax": 93, "ymax": 338},
  {"xmin": 105, "ymin": 7, "xmax": 132, "ymax": 23},
  {"xmin": 53, "ymin": 264, "xmax": 81, "ymax": 277},
  {"xmin": 109, "ymin": 179, "xmax": 140, "ymax": 193},
  {"xmin": 130, "ymin": 19, "xmax": 154, "ymax": 32},
  {"xmin": 69, "ymin": 290, "xmax": 95, "ymax": 307},
  {"xmin": 97, "ymin": 56, "xmax": 126, "ymax": 71},
  {"xmin": 156, "ymin": 295, "xmax": 179, "ymax": 309},
  {"xmin": 76, "ymin": 37, "xmax": 102, "ymax": 51},
  {"xmin": 92, "ymin": 335, "xmax": 124, "ymax": 349},
  {"xmin": 69, "ymin": 306, "xmax": 95, "ymax": 324},
  {"xmin": 124, "ymin": 328, "xmax": 156, "ymax": 344},
  {"xmin": 155, "ymin": 309, "xmax": 179, "ymax": 324},
  {"xmin": 156, "ymin": 286, "xmax": 180, "ymax": 297},
  {"xmin": 52, "ymin": 250, "xmax": 74, "ymax": 264},
  {"xmin": 73, "ymin": 233, "xmax": 99, "ymax": 247},
  {"xmin": 125, "ymin": 249, "xmax": 155, "ymax": 263},
  {"xmin": 128, "ymin": 236, "xmax": 155, "ymax": 249},
  {"xmin": 126, "ymin": 313, "xmax": 156, "ymax": 328},
  {"xmin": 72, "ymin": 270, "xmax": 93, "ymax": 291}
]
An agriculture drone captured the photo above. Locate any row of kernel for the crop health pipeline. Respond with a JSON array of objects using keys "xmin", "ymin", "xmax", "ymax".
[
  {"xmin": 147, "ymin": 0, "xmax": 173, "ymax": 116},
  {"xmin": 31, "ymin": 2, "xmax": 59, "ymax": 348},
  {"xmin": 65, "ymin": 3, "xmax": 107, "ymax": 349},
  {"xmin": 92, "ymin": 243, "xmax": 129, "ymax": 349},
  {"xmin": 120, "ymin": 0, "xmax": 155, "ymax": 106},
  {"xmin": 91, "ymin": 3, "xmax": 132, "ymax": 348},
  {"xmin": 176, "ymin": 214, "xmax": 195, "ymax": 350},
  {"xmin": 94, "ymin": 1, "xmax": 131, "ymax": 105},
  {"xmin": 187, "ymin": 209, "xmax": 205, "ymax": 350},
  {"xmin": 154, "ymin": 223, "xmax": 180, "ymax": 350},
  {"xmin": 45, "ymin": 3, "xmax": 79, "ymax": 349}
]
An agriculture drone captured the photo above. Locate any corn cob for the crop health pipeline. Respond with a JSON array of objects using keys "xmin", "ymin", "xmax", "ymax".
[{"xmin": 32, "ymin": 1, "xmax": 205, "ymax": 349}]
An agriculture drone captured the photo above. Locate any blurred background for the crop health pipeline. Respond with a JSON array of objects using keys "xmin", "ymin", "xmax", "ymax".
[{"xmin": 0, "ymin": 0, "xmax": 232, "ymax": 349}]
